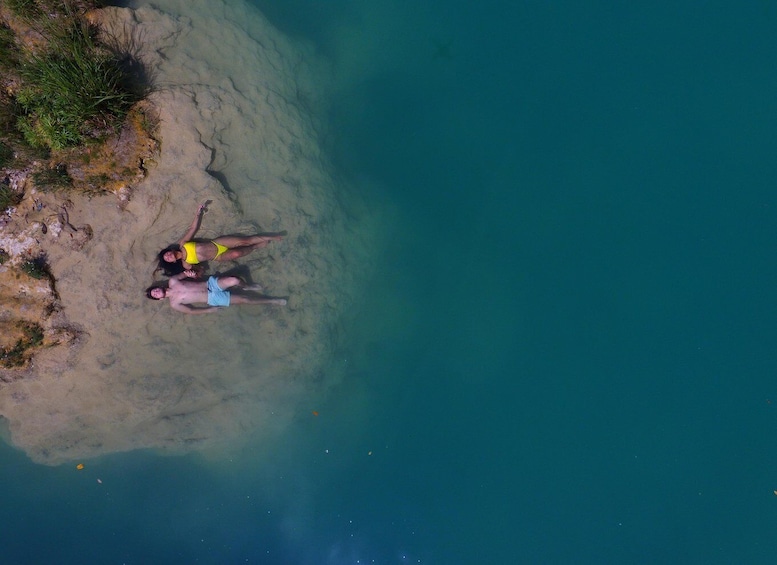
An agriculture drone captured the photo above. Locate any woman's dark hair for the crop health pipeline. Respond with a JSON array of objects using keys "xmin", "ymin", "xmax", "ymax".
[
  {"xmin": 155, "ymin": 244, "xmax": 184, "ymax": 277},
  {"xmin": 146, "ymin": 285, "xmax": 165, "ymax": 299}
]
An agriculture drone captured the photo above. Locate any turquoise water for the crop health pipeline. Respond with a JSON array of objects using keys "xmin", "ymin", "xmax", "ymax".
[{"xmin": 5, "ymin": 1, "xmax": 777, "ymax": 563}]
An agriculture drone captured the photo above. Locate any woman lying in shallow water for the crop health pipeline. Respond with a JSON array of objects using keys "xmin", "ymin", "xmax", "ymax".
[{"xmin": 156, "ymin": 201, "xmax": 284, "ymax": 276}]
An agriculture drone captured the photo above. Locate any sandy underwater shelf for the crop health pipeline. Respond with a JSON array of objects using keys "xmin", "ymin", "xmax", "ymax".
[{"xmin": 0, "ymin": 0, "xmax": 375, "ymax": 465}]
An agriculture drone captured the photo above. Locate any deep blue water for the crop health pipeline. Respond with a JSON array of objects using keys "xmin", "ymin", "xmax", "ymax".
[{"xmin": 4, "ymin": 1, "xmax": 777, "ymax": 563}]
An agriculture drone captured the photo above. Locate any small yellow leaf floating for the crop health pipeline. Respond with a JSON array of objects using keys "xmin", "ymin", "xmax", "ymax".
[
  {"xmin": 312, "ymin": 411, "xmax": 319, "ymax": 417},
  {"xmin": 76, "ymin": 463, "xmax": 84, "ymax": 470}
]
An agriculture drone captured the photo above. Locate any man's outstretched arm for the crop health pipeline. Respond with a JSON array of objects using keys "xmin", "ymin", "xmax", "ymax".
[{"xmin": 170, "ymin": 302, "xmax": 220, "ymax": 314}]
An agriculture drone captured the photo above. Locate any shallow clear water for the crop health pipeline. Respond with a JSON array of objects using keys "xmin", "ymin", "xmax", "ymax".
[{"xmin": 5, "ymin": 0, "xmax": 777, "ymax": 563}]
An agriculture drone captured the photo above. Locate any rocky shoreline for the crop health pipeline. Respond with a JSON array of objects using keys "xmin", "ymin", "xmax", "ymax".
[
  {"xmin": 0, "ymin": 151, "xmax": 156, "ymax": 376},
  {"xmin": 0, "ymin": 2, "xmax": 160, "ymax": 373}
]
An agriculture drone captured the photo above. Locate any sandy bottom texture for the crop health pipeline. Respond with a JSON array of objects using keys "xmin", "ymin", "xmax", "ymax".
[{"xmin": 0, "ymin": 0, "xmax": 374, "ymax": 464}]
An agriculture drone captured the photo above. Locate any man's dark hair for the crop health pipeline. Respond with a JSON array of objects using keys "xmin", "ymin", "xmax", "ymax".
[{"xmin": 146, "ymin": 285, "xmax": 165, "ymax": 300}]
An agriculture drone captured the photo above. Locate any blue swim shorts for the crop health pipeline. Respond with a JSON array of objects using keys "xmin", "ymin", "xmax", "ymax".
[{"xmin": 207, "ymin": 276, "xmax": 231, "ymax": 307}]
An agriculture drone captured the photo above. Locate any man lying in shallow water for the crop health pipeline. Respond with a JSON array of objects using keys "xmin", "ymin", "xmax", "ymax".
[{"xmin": 146, "ymin": 270, "xmax": 286, "ymax": 314}]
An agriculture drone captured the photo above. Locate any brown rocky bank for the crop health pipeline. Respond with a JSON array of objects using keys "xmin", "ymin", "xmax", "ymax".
[
  {"xmin": 0, "ymin": 100, "xmax": 159, "ymax": 375},
  {"xmin": 0, "ymin": 3, "xmax": 160, "ymax": 374}
]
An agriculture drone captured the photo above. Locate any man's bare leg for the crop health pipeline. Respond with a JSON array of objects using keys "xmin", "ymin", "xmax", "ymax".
[
  {"xmin": 216, "ymin": 276, "xmax": 242, "ymax": 289},
  {"xmin": 230, "ymin": 294, "xmax": 286, "ymax": 306}
]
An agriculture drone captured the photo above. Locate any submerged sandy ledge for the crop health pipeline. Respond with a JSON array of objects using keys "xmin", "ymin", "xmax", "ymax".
[{"xmin": 0, "ymin": 0, "xmax": 374, "ymax": 465}]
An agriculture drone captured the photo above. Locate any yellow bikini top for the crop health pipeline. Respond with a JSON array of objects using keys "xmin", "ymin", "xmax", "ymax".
[{"xmin": 182, "ymin": 241, "xmax": 200, "ymax": 264}]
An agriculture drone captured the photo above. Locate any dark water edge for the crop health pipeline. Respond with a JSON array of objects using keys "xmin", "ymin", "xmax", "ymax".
[{"xmin": 249, "ymin": 1, "xmax": 777, "ymax": 563}]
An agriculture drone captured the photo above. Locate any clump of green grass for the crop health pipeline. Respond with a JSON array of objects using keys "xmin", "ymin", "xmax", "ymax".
[
  {"xmin": 0, "ymin": 320, "xmax": 45, "ymax": 368},
  {"xmin": 0, "ymin": 183, "xmax": 21, "ymax": 211},
  {"xmin": 0, "ymin": 21, "xmax": 20, "ymax": 70},
  {"xmin": 0, "ymin": 249, "xmax": 9, "ymax": 264},
  {"xmin": 85, "ymin": 172, "xmax": 110, "ymax": 185},
  {"xmin": 32, "ymin": 163, "xmax": 72, "ymax": 191},
  {"xmin": 5, "ymin": 0, "xmax": 43, "ymax": 20},
  {"xmin": 16, "ymin": 12, "xmax": 140, "ymax": 150},
  {"xmin": 0, "ymin": 142, "xmax": 14, "ymax": 168},
  {"xmin": 20, "ymin": 255, "xmax": 50, "ymax": 280},
  {"xmin": 0, "ymin": 90, "xmax": 21, "ymax": 132},
  {"xmin": 7, "ymin": 0, "xmax": 104, "ymax": 20},
  {"xmin": 18, "ymin": 320, "xmax": 43, "ymax": 346}
]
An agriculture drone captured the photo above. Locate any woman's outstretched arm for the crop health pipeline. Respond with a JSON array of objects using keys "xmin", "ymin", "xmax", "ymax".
[{"xmin": 177, "ymin": 201, "xmax": 210, "ymax": 246}]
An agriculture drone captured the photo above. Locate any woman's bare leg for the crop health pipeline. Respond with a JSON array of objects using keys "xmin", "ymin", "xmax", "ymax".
[
  {"xmin": 211, "ymin": 235, "xmax": 283, "ymax": 262},
  {"xmin": 213, "ymin": 234, "xmax": 283, "ymax": 249},
  {"xmin": 219, "ymin": 247, "xmax": 260, "ymax": 261}
]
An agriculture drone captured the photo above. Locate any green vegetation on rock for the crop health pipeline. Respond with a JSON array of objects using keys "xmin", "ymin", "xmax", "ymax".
[
  {"xmin": 15, "ymin": 6, "xmax": 140, "ymax": 150},
  {"xmin": 0, "ymin": 320, "xmax": 44, "ymax": 368},
  {"xmin": 0, "ymin": 182, "xmax": 21, "ymax": 210},
  {"xmin": 0, "ymin": 141, "xmax": 13, "ymax": 167},
  {"xmin": 21, "ymin": 255, "xmax": 51, "ymax": 280},
  {"xmin": 32, "ymin": 163, "xmax": 73, "ymax": 191},
  {"xmin": 0, "ymin": 0, "xmax": 148, "ymax": 155},
  {"xmin": 5, "ymin": 0, "xmax": 43, "ymax": 19},
  {"xmin": 0, "ymin": 20, "xmax": 19, "ymax": 69}
]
